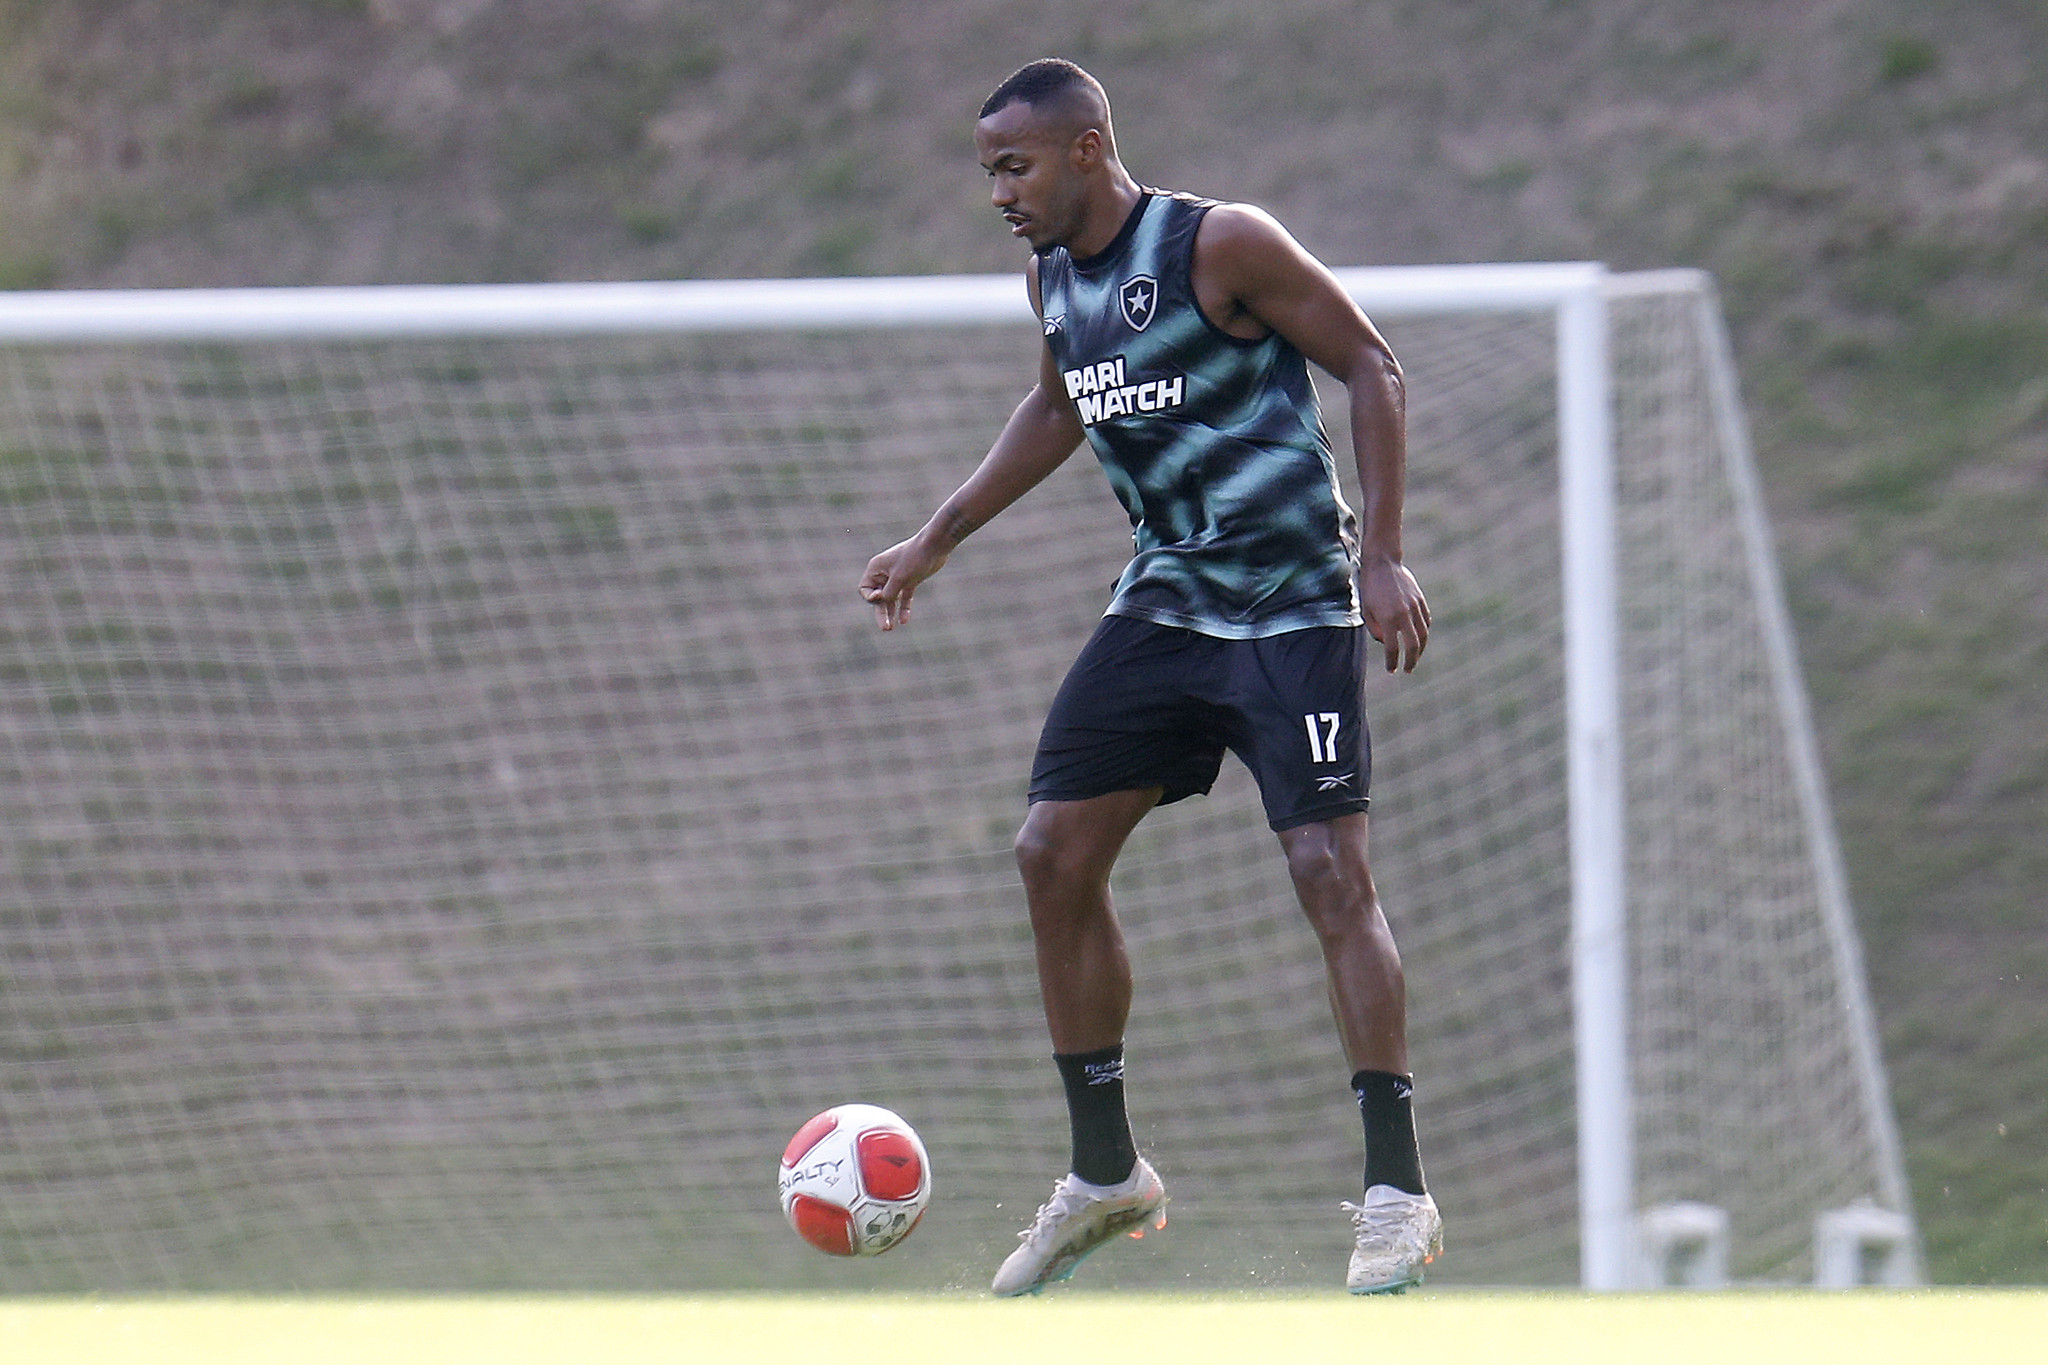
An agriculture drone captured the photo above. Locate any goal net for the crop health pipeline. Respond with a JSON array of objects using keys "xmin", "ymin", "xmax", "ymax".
[{"xmin": 0, "ymin": 268, "xmax": 1914, "ymax": 1291}]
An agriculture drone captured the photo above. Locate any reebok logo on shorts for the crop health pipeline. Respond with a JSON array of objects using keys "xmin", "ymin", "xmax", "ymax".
[{"xmin": 1316, "ymin": 773, "xmax": 1354, "ymax": 792}]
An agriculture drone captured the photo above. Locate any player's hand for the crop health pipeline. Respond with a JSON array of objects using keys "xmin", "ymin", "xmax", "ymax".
[
  {"xmin": 859, "ymin": 536, "xmax": 949, "ymax": 632},
  {"xmin": 1361, "ymin": 556, "xmax": 1429, "ymax": 673}
]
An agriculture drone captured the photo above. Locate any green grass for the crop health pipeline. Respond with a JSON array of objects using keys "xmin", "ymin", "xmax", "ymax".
[
  {"xmin": 1, "ymin": 1293, "xmax": 2042, "ymax": 1365},
  {"xmin": 1878, "ymin": 35, "xmax": 1939, "ymax": 85}
]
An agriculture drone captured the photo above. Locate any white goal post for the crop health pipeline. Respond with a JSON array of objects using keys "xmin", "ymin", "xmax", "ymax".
[{"xmin": 0, "ymin": 265, "xmax": 1916, "ymax": 1291}]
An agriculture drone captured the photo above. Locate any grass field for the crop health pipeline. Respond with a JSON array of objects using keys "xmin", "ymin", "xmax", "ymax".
[{"xmin": 1, "ymin": 1291, "xmax": 2040, "ymax": 1365}]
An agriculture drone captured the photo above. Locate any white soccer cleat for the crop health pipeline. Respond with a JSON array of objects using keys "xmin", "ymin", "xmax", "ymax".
[
  {"xmin": 1342, "ymin": 1184, "xmax": 1443, "ymax": 1294},
  {"xmin": 991, "ymin": 1158, "xmax": 1167, "ymax": 1297}
]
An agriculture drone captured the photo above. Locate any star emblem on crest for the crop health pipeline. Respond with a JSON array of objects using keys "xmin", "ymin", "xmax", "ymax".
[{"xmin": 1119, "ymin": 274, "xmax": 1158, "ymax": 332}]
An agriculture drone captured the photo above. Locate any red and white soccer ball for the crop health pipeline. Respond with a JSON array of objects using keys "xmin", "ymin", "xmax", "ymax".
[{"xmin": 778, "ymin": 1103, "xmax": 932, "ymax": 1256}]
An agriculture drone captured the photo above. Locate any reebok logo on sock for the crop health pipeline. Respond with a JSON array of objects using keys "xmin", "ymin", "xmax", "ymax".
[{"xmin": 1082, "ymin": 1058, "xmax": 1125, "ymax": 1086}]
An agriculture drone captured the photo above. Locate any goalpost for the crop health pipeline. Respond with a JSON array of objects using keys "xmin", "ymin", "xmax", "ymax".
[{"xmin": 0, "ymin": 266, "xmax": 1916, "ymax": 1291}]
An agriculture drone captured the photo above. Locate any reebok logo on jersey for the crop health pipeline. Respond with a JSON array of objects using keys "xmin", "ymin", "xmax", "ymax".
[
  {"xmin": 1062, "ymin": 353, "xmax": 1186, "ymax": 427},
  {"xmin": 1043, "ymin": 313, "xmax": 1065, "ymax": 339},
  {"xmin": 1119, "ymin": 274, "xmax": 1158, "ymax": 331}
]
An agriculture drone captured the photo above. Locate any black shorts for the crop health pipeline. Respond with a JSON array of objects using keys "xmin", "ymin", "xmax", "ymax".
[{"xmin": 1028, "ymin": 614, "xmax": 1371, "ymax": 831}]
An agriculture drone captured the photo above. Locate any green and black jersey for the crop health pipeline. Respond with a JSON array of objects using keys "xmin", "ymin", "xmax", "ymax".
[{"xmin": 1037, "ymin": 189, "xmax": 1362, "ymax": 640}]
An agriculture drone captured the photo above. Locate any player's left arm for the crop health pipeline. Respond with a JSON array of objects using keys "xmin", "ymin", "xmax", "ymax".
[{"xmin": 1194, "ymin": 204, "xmax": 1429, "ymax": 673}]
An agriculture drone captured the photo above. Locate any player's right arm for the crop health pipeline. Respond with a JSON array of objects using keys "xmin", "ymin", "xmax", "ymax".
[{"xmin": 860, "ymin": 268, "xmax": 1085, "ymax": 632}]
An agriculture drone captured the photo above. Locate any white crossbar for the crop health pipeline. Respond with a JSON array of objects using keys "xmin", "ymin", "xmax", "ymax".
[{"xmin": 0, "ymin": 263, "xmax": 1608, "ymax": 343}]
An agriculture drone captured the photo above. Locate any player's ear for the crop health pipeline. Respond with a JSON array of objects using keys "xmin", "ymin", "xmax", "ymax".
[{"xmin": 1070, "ymin": 126, "xmax": 1103, "ymax": 171}]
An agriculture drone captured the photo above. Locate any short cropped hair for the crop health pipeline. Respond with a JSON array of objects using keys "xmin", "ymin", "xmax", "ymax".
[{"xmin": 979, "ymin": 58, "xmax": 1106, "ymax": 122}]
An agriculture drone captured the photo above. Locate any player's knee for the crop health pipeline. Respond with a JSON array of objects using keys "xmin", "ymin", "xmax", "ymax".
[
  {"xmin": 1013, "ymin": 815, "xmax": 1078, "ymax": 894},
  {"xmin": 1016, "ymin": 793, "xmax": 1153, "ymax": 903},
  {"xmin": 1281, "ymin": 828, "xmax": 1343, "ymax": 894},
  {"xmin": 1282, "ymin": 831, "xmax": 1377, "ymax": 933}
]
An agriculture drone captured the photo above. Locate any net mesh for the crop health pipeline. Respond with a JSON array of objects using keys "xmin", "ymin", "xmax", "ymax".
[{"xmin": 0, "ymin": 283, "xmax": 1898, "ymax": 1290}]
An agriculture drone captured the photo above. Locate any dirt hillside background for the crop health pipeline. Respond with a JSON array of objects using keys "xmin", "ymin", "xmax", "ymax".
[{"xmin": 2, "ymin": 0, "xmax": 2043, "ymax": 1282}]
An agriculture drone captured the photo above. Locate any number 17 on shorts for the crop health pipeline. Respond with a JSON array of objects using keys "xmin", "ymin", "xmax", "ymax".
[{"xmin": 1305, "ymin": 712, "xmax": 1343, "ymax": 765}]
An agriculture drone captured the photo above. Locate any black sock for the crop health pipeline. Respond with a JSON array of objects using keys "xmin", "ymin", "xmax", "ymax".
[
  {"xmin": 1055, "ymin": 1044, "xmax": 1137, "ymax": 1187},
  {"xmin": 1352, "ymin": 1069, "xmax": 1426, "ymax": 1196}
]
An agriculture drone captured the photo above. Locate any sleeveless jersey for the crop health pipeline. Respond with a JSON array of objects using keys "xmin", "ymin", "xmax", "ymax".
[{"xmin": 1036, "ymin": 189, "xmax": 1361, "ymax": 639}]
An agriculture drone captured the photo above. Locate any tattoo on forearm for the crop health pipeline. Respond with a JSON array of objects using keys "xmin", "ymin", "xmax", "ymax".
[{"xmin": 938, "ymin": 508, "xmax": 982, "ymax": 546}]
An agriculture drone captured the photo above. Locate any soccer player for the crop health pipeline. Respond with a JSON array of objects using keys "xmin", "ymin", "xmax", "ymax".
[{"xmin": 860, "ymin": 58, "xmax": 1441, "ymax": 1296}]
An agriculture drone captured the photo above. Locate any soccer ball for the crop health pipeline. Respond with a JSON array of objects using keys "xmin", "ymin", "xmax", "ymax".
[{"xmin": 777, "ymin": 1103, "xmax": 932, "ymax": 1256}]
